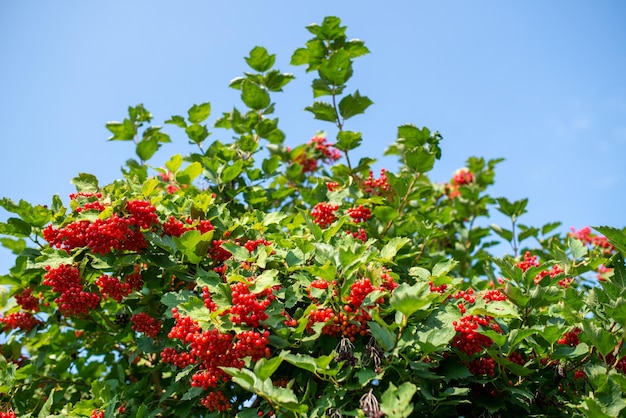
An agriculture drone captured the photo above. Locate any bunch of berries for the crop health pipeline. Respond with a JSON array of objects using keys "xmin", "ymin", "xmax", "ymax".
[
  {"xmin": 468, "ymin": 356, "xmax": 496, "ymax": 376},
  {"xmin": 452, "ymin": 315, "xmax": 498, "ymax": 355},
  {"xmin": 311, "ymin": 202, "xmax": 339, "ymax": 228},
  {"xmin": 347, "ymin": 205, "xmax": 371, "ymax": 223},
  {"xmin": 162, "ymin": 216, "xmax": 214, "ymax": 237},
  {"xmin": 228, "ymin": 282, "xmax": 273, "ymax": 328},
  {"xmin": 95, "ymin": 274, "xmax": 132, "ymax": 302},
  {"xmin": 201, "ymin": 390, "xmax": 231, "ymax": 412},
  {"xmin": 557, "ymin": 328, "xmax": 582, "ymax": 347},
  {"xmin": 0, "ymin": 311, "xmax": 40, "ymax": 331},
  {"xmin": 131, "ymin": 312, "xmax": 162, "ymax": 338},
  {"xmin": 363, "ymin": 169, "xmax": 390, "ymax": 194},
  {"xmin": 43, "ymin": 264, "xmax": 100, "ymax": 317}
]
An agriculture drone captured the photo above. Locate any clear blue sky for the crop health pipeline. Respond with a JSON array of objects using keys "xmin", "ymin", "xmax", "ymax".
[{"xmin": 1, "ymin": 1, "xmax": 625, "ymax": 274}]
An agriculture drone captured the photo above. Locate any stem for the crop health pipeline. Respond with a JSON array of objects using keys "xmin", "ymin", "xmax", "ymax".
[{"xmin": 511, "ymin": 218, "xmax": 519, "ymax": 257}]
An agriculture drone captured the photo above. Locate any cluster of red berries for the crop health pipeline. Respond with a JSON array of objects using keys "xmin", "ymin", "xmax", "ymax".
[
  {"xmin": 347, "ymin": 228, "xmax": 367, "ymax": 242},
  {"xmin": 347, "ymin": 278, "xmax": 379, "ymax": 309},
  {"xmin": 15, "ymin": 288, "xmax": 41, "ymax": 311},
  {"xmin": 508, "ymin": 351, "xmax": 525, "ymax": 366},
  {"xmin": 308, "ymin": 308, "xmax": 368, "ymax": 342},
  {"xmin": 468, "ymin": 356, "xmax": 496, "ymax": 376},
  {"xmin": 202, "ymin": 286, "xmax": 218, "ymax": 311},
  {"xmin": 0, "ymin": 311, "xmax": 40, "ymax": 331},
  {"xmin": 557, "ymin": 328, "xmax": 582, "ymax": 347},
  {"xmin": 162, "ymin": 216, "xmax": 214, "ymax": 237},
  {"xmin": 43, "ymin": 264, "xmax": 100, "ymax": 317},
  {"xmin": 209, "ymin": 239, "xmax": 233, "ymax": 262},
  {"xmin": 292, "ymin": 135, "xmax": 341, "ymax": 174},
  {"xmin": 131, "ymin": 312, "xmax": 162, "ymax": 338},
  {"xmin": 363, "ymin": 169, "xmax": 390, "ymax": 194},
  {"xmin": 347, "ymin": 205, "xmax": 371, "ymax": 223},
  {"xmin": 44, "ymin": 198, "xmax": 159, "ymax": 255},
  {"xmin": 482, "ymin": 289, "xmax": 507, "ymax": 302},
  {"xmin": 451, "ymin": 168, "xmax": 474, "ymax": 186},
  {"xmin": 311, "ymin": 202, "xmax": 339, "ymax": 228},
  {"xmin": 161, "ymin": 347, "xmax": 196, "ymax": 368},
  {"xmin": 515, "ymin": 252, "xmax": 570, "ymax": 287},
  {"xmin": 451, "ymin": 288, "xmax": 476, "ymax": 314},
  {"xmin": 243, "ymin": 238, "xmax": 272, "ymax": 253},
  {"xmin": 429, "ymin": 281, "xmax": 448, "ymax": 294},
  {"xmin": 452, "ymin": 315, "xmax": 498, "ymax": 355},
  {"xmin": 70, "ymin": 192, "xmax": 105, "ymax": 213},
  {"xmin": 90, "ymin": 410, "xmax": 104, "ymax": 418},
  {"xmin": 326, "ymin": 181, "xmax": 340, "ymax": 192},
  {"xmin": 95, "ymin": 274, "xmax": 132, "ymax": 303},
  {"xmin": 228, "ymin": 282, "xmax": 273, "ymax": 328},
  {"xmin": 234, "ymin": 330, "xmax": 271, "ymax": 361},
  {"xmin": 570, "ymin": 227, "xmax": 614, "ymax": 253},
  {"xmin": 125, "ymin": 199, "xmax": 159, "ymax": 229},
  {"xmin": 200, "ymin": 390, "xmax": 231, "ymax": 412}
]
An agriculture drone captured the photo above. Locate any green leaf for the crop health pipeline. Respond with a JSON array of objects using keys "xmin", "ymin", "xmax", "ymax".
[
  {"xmin": 389, "ymin": 282, "xmax": 434, "ymax": 317},
  {"xmin": 265, "ymin": 70, "xmax": 295, "ymax": 92},
  {"xmin": 176, "ymin": 162, "xmax": 203, "ymax": 185},
  {"xmin": 106, "ymin": 119, "xmax": 135, "ymax": 140},
  {"xmin": 221, "ymin": 241, "xmax": 249, "ymax": 261},
  {"xmin": 379, "ymin": 237, "xmax": 410, "ymax": 261},
  {"xmin": 432, "ymin": 259, "xmax": 458, "ymax": 277},
  {"xmin": 373, "ymin": 206, "xmax": 398, "ymax": 223},
  {"xmin": 245, "ymin": 46, "xmax": 276, "ymax": 72},
  {"xmin": 223, "ymin": 367, "xmax": 308, "ymax": 414},
  {"xmin": 304, "ymin": 101, "xmax": 337, "ymax": 122},
  {"xmin": 165, "ymin": 154, "xmax": 183, "ymax": 173},
  {"xmin": 187, "ymin": 102, "xmax": 211, "ymax": 124},
  {"xmin": 417, "ymin": 326, "xmax": 456, "ymax": 354},
  {"xmin": 594, "ymin": 226, "xmax": 626, "ymax": 255},
  {"xmin": 335, "ymin": 130, "xmax": 362, "ymax": 152},
  {"xmin": 136, "ymin": 137, "xmax": 159, "ymax": 161},
  {"xmin": 38, "ymin": 389, "xmax": 55, "ymax": 418},
  {"xmin": 338, "ymin": 90, "xmax": 373, "ymax": 120},
  {"xmin": 318, "ymin": 49, "xmax": 352, "ymax": 85},
  {"xmin": 70, "ymin": 172, "xmax": 99, "ymax": 193},
  {"xmin": 405, "ymin": 148, "xmax": 435, "ymax": 173},
  {"xmin": 569, "ymin": 237, "xmax": 588, "ymax": 259},
  {"xmin": 254, "ymin": 356, "xmax": 283, "ymax": 381},
  {"xmin": 306, "ymin": 16, "xmax": 346, "ymax": 40},
  {"xmin": 241, "ymin": 80, "xmax": 270, "ymax": 110},
  {"xmin": 185, "ymin": 123, "xmax": 210, "ymax": 144},
  {"xmin": 164, "ymin": 115, "xmax": 187, "ymax": 128},
  {"xmin": 221, "ymin": 160, "xmax": 245, "ymax": 183},
  {"xmin": 380, "ymin": 382, "xmax": 418, "ymax": 418},
  {"xmin": 368, "ymin": 321, "xmax": 395, "ymax": 351}
]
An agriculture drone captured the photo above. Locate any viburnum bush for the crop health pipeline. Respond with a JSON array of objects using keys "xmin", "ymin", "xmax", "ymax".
[{"xmin": 2, "ymin": 16, "xmax": 626, "ymax": 418}]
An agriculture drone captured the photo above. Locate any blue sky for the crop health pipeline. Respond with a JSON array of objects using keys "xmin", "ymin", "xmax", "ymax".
[{"xmin": 1, "ymin": 1, "xmax": 625, "ymax": 274}]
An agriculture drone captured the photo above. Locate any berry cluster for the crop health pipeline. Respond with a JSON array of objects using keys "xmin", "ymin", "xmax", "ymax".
[
  {"xmin": 95, "ymin": 274, "xmax": 132, "ymax": 303},
  {"xmin": 234, "ymin": 330, "xmax": 271, "ymax": 361},
  {"xmin": 0, "ymin": 411, "xmax": 16, "ymax": 418},
  {"xmin": 209, "ymin": 239, "xmax": 233, "ymax": 263},
  {"xmin": 347, "ymin": 278, "xmax": 379, "ymax": 309},
  {"xmin": 126, "ymin": 199, "xmax": 159, "ymax": 229},
  {"xmin": 0, "ymin": 311, "xmax": 40, "ymax": 331},
  {"xmin": 90, "ymin": 411, "xmax": 104, "ymax": 418},
  {"xmin": 508, "ymin": 351, "xmax": 525, "ymax": 366},
  {"xmin": 429, "ymin": 281, "xmax": 448, "ymax": 294},
  {"xmin": 451, "ymin": 168, "xmax": 474, "ymax": 186},
  {"xmin": 557, "ymin": 328, "xmax": 582, "ymax": 347},
  {"xmin": 326, "ymin": 181, "xmax": 340, "ymax": 192},
  {"xmin": 228, "ymin": 282, "xmax": 274, "ymax": 328},
  {"xmin": 570, "ymin": 226, "xmax": 614, "ymax": 253},
  {"xmin": 44, "ymin": 198, "xmax": 156, "ymax": 255},
  {"xmin": 468, "ymin": 356, "xmax": 496, "ymax": 376},
  {"xmin": 347, "ymin": 206, "xmax": 371, "ymax": 223},
  {"xmin": 292, "ymin": 135, "xmax": 341, "ymax": 174},
  {"xmin": 482, "ymin": 289, "xmax": 507, "ymax": 303},
  {"xmin": 452, "ymin": 315, "xmax": 498, "ymax": 355},
  {"xmin": 201, "ymin": 390, "xmax": 231, "ymax": 412},
  {"xmin": 162, "ymin": 216, "xmax": 214, "ymax": 237},
  {"xmin": 43, "ymin": 265, "xmax": 100, "ymax": 317},
  {"xmin": 243, "ymin": 238, "xmax": 272, "ymax": 253},
  {"xmin": 161, "ymin": 347, "xmax": 196, "ymax": 368},
  {"xmin": 347, "ymin": 228, "xmax": 368, "ymax": 242},
  {"xmin": 15, "ymin": 288, "xmax": 40, "ymax": 311},
  {"xmin": 131, "ymin": 312, "xmax": 162, "ymax": 338},
  {"xmin": 363, "ymin": 169, "xmax": 390, "ymax": 195},
  {"xmin": 311, "ymin": 202, "xmax": 339, "ymax": 228},
  {"xmin": 515, "ymin": 252, "xmax": 569, "ymax": 287},
  {"xmin": 70, "ymin": 192, "xmax": 105, "ymax": 213}
]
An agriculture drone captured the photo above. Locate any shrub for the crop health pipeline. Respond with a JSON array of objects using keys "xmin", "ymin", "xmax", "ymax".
[{"xmin": 1, "ymin": 16, "xmax": 625, "ymax": 418}]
